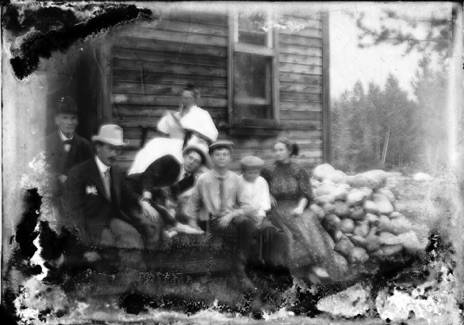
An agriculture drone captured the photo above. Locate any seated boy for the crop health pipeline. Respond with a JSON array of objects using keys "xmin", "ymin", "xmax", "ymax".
[
  {"xmin": 237, "ymin": 156, "xmax": 271, "ymax": 227},
  {"xmin": 185, "ymin": 140, "xmax": 257, "ymax": 288},
  {"xmin": 237, "ymin": 156, "xmax": 280, "ymax": 263}
]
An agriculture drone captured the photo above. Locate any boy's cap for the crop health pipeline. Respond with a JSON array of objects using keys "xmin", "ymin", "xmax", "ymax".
[
  {"xmin": 209, "ymin": 140, "xmax": 234, "ymax": 154},
  {"xmin": 240, "ymin": 156, "xmax": 264, "ymax": 169}
]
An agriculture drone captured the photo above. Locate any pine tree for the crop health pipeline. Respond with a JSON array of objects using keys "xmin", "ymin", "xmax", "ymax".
[{"xmin": 411, "ymin": 56, "xmax": 449, "ymax": 169}]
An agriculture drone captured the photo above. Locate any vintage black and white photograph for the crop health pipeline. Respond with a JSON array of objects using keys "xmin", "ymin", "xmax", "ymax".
[{"xmin": 1, "ymin": 1, "xmax": 463, "ymax": 324}]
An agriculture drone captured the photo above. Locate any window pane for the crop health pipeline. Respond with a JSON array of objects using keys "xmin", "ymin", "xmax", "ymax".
[
  {"xmin": 234, "ymin": 52, "xmax": 271, "ymax": 99},
  {"xmin": 238, "ymin": 13, "xmax": 267, "ymax": 46}
]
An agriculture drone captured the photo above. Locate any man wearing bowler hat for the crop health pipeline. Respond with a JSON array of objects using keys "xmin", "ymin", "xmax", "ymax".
[
  {"xmin": 46, "ymin": 96, "xmax": 93, "ymax": 195},
  {"xmin": 63, "ymin": 124, "xmax": 156, "ymax": 252}
]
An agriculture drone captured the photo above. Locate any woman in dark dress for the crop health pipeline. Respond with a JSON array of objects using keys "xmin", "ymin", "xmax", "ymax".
[{"xmin": 261, "ymin": 138, "xmax": 338, "ymax": 282}]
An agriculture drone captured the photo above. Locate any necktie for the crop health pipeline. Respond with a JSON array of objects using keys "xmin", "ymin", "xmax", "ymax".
[
  {"xmin": 219, "ymin": 177, "xmax": 225, "ymax": 214},
  {"xmin": 63, "ymin": 140, "xmax": 72, "ymax": 152},
  {"xmin": 103, "ymin": 169, "xmax": 111, "ymax": 201}
]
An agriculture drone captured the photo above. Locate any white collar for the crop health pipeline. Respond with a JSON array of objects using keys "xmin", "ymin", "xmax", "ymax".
[
  {"xmin": 58, "ymin": 130, "xmax": 74, "ymax": 142},
  {"xmin": 212, "ymin": 169, "xmax": 230, "ymax": 179},
  {"xmin": 95, "ymin": 156, "xmax": 110, "ymax": 174}
]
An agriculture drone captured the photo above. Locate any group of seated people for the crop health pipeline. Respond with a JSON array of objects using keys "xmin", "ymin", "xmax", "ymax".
[{"xmin": 46, "ymin": 85, "xmax": 341, "ymax": 287}]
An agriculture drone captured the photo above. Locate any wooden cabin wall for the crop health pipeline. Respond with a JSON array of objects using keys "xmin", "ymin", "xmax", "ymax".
[
  {"xmin": 110, "ymin": 11, "xmax": 229, "ymax": 171},
  {"xmin": 107, "ymin": 10, "xmax": 325, "ymax": 173},
  {"xmin": 229, "ymin": 13, "xmax": 324, "ymax": 171}
]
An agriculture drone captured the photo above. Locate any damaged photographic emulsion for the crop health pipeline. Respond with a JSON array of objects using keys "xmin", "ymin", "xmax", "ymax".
[{"xmin": 2, "ymin": 1, "xmax": 463, "ymax": 324}]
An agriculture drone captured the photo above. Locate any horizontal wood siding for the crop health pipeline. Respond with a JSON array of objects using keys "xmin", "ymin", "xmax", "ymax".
[
  {"xmin": 278, "ymin": 13, "xmax": 324, "ymax": 169},
  {"xmin": 110, "ymin": 10, "xmax": 324, "ymax": 173},
  {"xmin": 110, "ymin": 14, "xmax": 229, "ymax": 171}
]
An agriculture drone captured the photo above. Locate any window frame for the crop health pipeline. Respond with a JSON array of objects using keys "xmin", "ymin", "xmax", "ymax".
[{"xmin": 227, "ymin": 10, "xmax": 280, "ymax": 129}]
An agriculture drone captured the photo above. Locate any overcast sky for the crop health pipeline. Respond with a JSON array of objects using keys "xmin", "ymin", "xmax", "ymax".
[{"xmin": 328, "ymin": 2, "xmax": 453, "ymax": 101}]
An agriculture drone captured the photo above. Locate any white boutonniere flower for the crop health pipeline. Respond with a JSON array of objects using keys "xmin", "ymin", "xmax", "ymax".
[{"xmin": 86, "ymin": 185, "xmax": 98, "ymax": 195}]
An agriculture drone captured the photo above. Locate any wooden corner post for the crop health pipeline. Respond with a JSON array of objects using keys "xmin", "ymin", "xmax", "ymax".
[{"xmin": 321, "ymin": 10, "xmax": 331, "ymax": 164}]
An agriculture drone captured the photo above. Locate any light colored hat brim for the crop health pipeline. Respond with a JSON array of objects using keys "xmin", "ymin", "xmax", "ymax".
[
  {"xmin": 209, "ymin": 140, "xmax": 234, "ymax": 154},
  {"xmin": 92, "ymin": 135, "xmax": 129, "ymax": 147},
  {"xmin": 183, "ymin": 144, "xmax": 212, "ymax": 169}
]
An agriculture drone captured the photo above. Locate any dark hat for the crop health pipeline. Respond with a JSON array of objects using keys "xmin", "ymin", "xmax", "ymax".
[
  {"xmin": 56, "ymin": 96, "xmax": 78, "ymax": 115},
  {"xmin": 209, "ymin": 140, "xmax": 234, "ymax": 154},
  {"xmin": 240, "ymin": 156, "xmax": 264, "ymax": 169}
]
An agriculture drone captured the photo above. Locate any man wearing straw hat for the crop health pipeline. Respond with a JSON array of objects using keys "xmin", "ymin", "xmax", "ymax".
[{"xmin": 63, "ymin": 124, "xmax": 156, "ymax": 251}]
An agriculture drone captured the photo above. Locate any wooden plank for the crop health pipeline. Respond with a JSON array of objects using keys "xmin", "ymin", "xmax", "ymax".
[
  {"xmin": 113, "ymin": 48, "xmax": 227, "ymax": 68},
  {"xmin": 280, "ymin": 101, "xmax": 322, "ymax": 112},
  {"xmin": 113, "ymin": 107, "xmax": 227, "ymax": 120},
  {"xmin": 122, "ymin": 127, "xmax": 161, "ymax": 139},
  {"xmin": 279, "ymin": 72, "xmax": 322, "ymax": 85},
  {"xmin": 113, "ymin": 70, "xmax": 227, "ymax": 88},
  {"xmin": 279, "ymin": 82, "xmax": 322, "ymax": 94},
  {"xmin": 280, "ymin": 91, "xmax": 322, "ymax": 102},
  {"xmin": 279, "ymin": 28, "xmax": 322, "ymax": 38},
  {"xmin": 280, "ymin": 34, "xmax": 323, "ymax": 48},
  {"xmin": 112, "ymin": 94, "xmax": 228, "ymax": 108},
  {"xmin": 279, "ymin": 53, "xmax": 322, "ymax": 66},
  {"xmin": 322, "ymin": 11, "xmax": 331, "ymax": 164},
  {"xmin": 116, "ymin": 37, "xmax": 228, "ymax": 57},
  {"xmin": 118, "ymin": 28, "xmax": 227, "ymax": 47},
  {"xmin": 154, "ymin": 19, "xmax": 228, "ymax": 37},
  {"xmin": 112, "ymin": 58, "xmax": 227, "ymax": 77},
  {"xmin": 115, "ymin": 116, "xmax": 160, "ymax": 129},
  {"xmin": 280, "ymin": 130, "xmax": 323, "ymax": 139},
  {"xmin": 279, "ymin": 44, "xmax": 322, "ymax": 57},
  {"xmin": 280, "ymin": 120, "xmax": 322, "ymax": 130},
  {"xmin": 112, "ymin": 82, "xmax": 227, "ymax": 98},
  {"xmin": 280, "ymin": 110, "xmax": 322, "ymax": 121},
  {"xmin": 279, "ymin": 62, "xmax": 323, "ymax": 75}
]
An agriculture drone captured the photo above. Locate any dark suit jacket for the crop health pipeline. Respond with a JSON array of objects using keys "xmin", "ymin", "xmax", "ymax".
[
  {"xmin": 46, "ymin": 131, "xmax": 93, "ymax": 194},
  {"xmin": 63, "ymin": 158, "xmax": 140, "ymax": 245}
]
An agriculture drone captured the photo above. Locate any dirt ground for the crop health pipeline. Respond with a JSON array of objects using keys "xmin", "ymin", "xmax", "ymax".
[{"xmin": 5, "ymin": 172, "xmax": 463, "ymax": 324}]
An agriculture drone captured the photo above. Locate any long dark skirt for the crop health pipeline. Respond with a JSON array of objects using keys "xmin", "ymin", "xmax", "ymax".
[{"xmin": 270, "ymin": 199, "xmax": 342, "ymax": 278}]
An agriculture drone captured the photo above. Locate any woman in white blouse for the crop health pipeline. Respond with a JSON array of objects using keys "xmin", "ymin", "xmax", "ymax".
[{"xmin": 157, "ymin": 84, "xmax": 218, "ymax": 144}]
